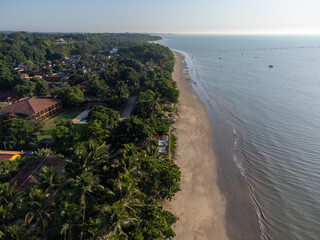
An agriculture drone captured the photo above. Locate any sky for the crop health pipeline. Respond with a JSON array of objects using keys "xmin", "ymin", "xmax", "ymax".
[{"xmin": 1, "ymin": 0, "xmax": 320, "ymax": 34}]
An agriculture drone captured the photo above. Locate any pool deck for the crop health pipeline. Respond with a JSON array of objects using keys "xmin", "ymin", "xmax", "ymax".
[{"xmin": 72, "ymin": 109, "xmax": 90, "ymax": 124}]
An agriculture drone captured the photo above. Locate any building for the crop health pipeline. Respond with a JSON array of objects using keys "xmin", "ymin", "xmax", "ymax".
[
  {"xmin": 0, "ymin": 97, "xmax": 62, "ymax": 124},
  {"xmin": 110, "ymin": 48, "xmax": 118, "ymax": 54},
  {"xmin": 0, "ymin": 150, "xmax": 22, "ymax": 163},
  {"xmin": 33, "ymin": 75, "xmax": 43, "ymax": 79},
  {"xmin": 43, "ymin": 74, "xmax": 68, "ymax": 84},
  {"xmin": 20, "ymin": 74, "xmax": 30, "ymax": 79}
]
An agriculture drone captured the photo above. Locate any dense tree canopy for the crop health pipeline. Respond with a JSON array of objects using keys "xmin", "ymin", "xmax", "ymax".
[
  {"xmin": 85, "ymin": 106, "xmax": 119, "ymax": 143},
  {"xmin": 134, "ymin": 90, "xmax": 161, "ymax": 119},
  {"xmin": 31, "ymin": 77, "xmax": 49, "ymax": 96},
  {"xmin": 0, "ymin": 32, "xmax": 181, "ymax": 240},
  {"xmin": 53, "ymin": 86, "xmax": 84, "ymax": 108},
  {"xmin": 0, "ymin": 62, "xmax": 15, "ymax": 90},
  {"xmin": 0, "ymin": 118, "xmax": 37, "ymax": 150},
  {"xmin": 108, "ymin": 117, "xmax": 154, "ymax": 150},
  {"xmin": 12, "ymin": 79, "xmax": 35, "ymax": 98},
  {"xmin": 148, "ymin": 118, "xmax": 174, "ymax": 137},
  {"xmin": 87, "ymin": 106, "xmax": 118, "ymax": 130},
  {"xmin": 53, "ymin": 120, "xmax": 79, "ymax": 153},
  {"xmin": 0, "ymin": 32, "xmax": 160, "ymax": 71},
  {"xmin": 129, "ymin": 200, "xmax": 177, "ymax": 240},
  {"xmin": 139, "ymin": 156, "xmax": 181, "ymax": 200}
]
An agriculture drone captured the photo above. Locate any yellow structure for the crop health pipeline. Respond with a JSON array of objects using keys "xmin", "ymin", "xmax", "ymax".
[{"xmin": 0, "ymin": 151, "xmax": 22, "ymax": 162}]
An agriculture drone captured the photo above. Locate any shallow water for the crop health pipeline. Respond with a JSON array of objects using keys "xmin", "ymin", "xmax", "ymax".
[{"xmin": 159, "ymin": 35, "xmax": 320, "ymax": 240}]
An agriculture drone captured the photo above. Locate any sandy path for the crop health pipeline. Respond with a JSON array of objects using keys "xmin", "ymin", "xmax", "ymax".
[{"xmin": 165, "ymin": 52, "xmax": 229, "ymax": 240}]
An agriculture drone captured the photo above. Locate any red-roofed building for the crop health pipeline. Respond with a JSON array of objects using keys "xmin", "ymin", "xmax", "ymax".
[
  {"xmin": 33, "ymin": 75, "xmax": 43, "ymax": 79},
  {"xmin": 0, "ymin": 150, "xmax": 22, "ymax": 162},
  {"xmin": 43, "ymin": 74, "xmax": 68, "ymax": 84},
  {"xmin": 0, "ymin": 97, "xmax": 62, "ymax": 124},
  {"xmin": 20, "ymin": 74, "xmax": 30, "ymax": 79}
]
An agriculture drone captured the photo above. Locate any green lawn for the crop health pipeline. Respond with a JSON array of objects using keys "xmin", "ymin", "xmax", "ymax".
[
  {"xmin": 38, "ymin": 124, "xmax": 56, "ymax": 139},
  {"xmin": 46, "ymin": 109, "xmax": 84, "ymax": 124},
  {"xmin": 38, "ymin": 109, "xmax": 85, "ymax": 140}
]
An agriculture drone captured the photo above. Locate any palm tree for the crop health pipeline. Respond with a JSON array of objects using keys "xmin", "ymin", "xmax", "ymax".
[
  {"xmin": 83, "ymin": 217, "xmax": 103, "ymax": 239},
  {"xmin": 23, "ymin": 188, "xmax": 52, "ymax": 235},
  {"xmin": 116, "ymin": 144, "xmax": 141, "ymax": 177},
  {"xmin": 0, "ymin": 224, "xmax": 33, "ymax": 240},
  {"xmin": 102, "ymin": 174, "xmax": 145, "ymax": 238},
  {"xmin": 85, "ymin": 141, "xmax": 109, "ymax": 167},
  {"xmin": 105, "ymin": 174, "xmax": 144, "ymax": 214},
  {"xmin": 54, "ymin": 202, "xmax": 83, "ymax": 240},
  {"xmin": 66, "ymin": 171, "xmax": 104, "ymax": 240},
  {"xmin": 105, "ymin": 202, "xmax": 138, "ymax": 240},
  {"xmin": 0, "ymin": 205, "xmax": 11, "ymax": 224},
  {"xmin": 0, "ymin": 182, "xmax": 21, "ymax": 222},
  {"xmin": 65, "ymin": 141, "xmax": 109, "ymax": 178},
  {"xmin": 36, "ymin": 167, "xmax": 60, "ymax": 195}
]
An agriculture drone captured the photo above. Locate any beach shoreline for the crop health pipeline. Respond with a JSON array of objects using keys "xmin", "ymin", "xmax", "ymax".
[
  {"xmin": 165, "ymin": 52, "xmax": 229, "ymax": 240},
  {"xmin": 167, "ymin": 51, "xmax": 261, "ymax": 240}
]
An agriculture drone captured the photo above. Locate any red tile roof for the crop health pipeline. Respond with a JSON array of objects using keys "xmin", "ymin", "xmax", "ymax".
[
  {"xmin": 0, "ymin": 98, "xmax": 62, "ymax": 116},
  {"xmin": 20, "ymin": 74, "xmax": 30, "ymax": 79},
  {"xmin": 43, "ymin": 75, "xmax": 67, "ymax": 82},
  {"xmin": 33, "ymin": 75, "xmax": 43, "ymax": 79}
]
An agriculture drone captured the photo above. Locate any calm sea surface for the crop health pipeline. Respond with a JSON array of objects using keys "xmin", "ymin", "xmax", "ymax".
[{"xmin": 159, "ymin": 35, "xmax": 320, "ymax": 240}]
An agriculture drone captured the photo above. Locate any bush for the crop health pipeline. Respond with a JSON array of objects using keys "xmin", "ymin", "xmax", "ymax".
[{"xmin": 169, "ymin": 134, "xmax": 176, "ymax": 158}]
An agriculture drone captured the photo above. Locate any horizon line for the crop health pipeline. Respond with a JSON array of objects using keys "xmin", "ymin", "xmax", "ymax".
[{"xmin": 2, "ymin": 30, "xmax": 320, "ymax": 36}]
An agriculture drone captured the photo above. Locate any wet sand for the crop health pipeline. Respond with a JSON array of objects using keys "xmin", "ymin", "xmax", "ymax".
[
  {"xmin": 167, "ymin": 52, "xmax": 261, "ymax": 240},
  {"xmin": 165, "ymin": 52, "xmax": 229, "ymax": 240}
]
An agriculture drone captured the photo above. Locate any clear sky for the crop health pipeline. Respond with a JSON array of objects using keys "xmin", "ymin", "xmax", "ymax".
[{"xmin": 1, "ymin": 0, "xmax": 320, "ymax": 34}]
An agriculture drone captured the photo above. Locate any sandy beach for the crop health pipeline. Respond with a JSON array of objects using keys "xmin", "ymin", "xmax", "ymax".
[
  {"xmin": 167, "ymin": 52, "xmax": 261, "ymax": 240},
  {"xmin": 165, "ymin": 52, "xmax": 229, "ymax": 240}
]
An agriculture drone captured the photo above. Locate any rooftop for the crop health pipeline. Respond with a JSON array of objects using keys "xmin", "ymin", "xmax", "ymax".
[
  {"xmin": 0, "ymin": 150, "xmax": 22, "ymax": 162},
  {"xmin": 0, "ymin": 98, "xmax": 62, "ymax": 116}
]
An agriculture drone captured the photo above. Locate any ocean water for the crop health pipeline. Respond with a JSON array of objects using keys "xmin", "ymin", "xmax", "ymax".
[{"xmin": 158, "ymin": 35, "xmax": 320, "ymax": 240}]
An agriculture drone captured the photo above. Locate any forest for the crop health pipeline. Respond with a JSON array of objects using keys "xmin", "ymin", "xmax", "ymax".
[{"xmin": 0, "ymin": 32, "xmax": 180, "ymax": 239}]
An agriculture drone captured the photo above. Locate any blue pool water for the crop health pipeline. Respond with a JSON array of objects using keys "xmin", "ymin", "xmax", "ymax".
[{"xmin": 80, "ymin": 113, "xmax": 88, "ymax": 122}]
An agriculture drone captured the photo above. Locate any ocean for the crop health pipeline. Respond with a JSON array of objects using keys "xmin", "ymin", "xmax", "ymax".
[{"xmin": 158, "ymin": 35, "xmax": 320, "ymax": 240}]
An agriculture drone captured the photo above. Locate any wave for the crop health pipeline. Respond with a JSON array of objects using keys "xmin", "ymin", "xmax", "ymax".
[{"xmin": 174, "ymin": 49, "xmax": 270, "ymax": 240}]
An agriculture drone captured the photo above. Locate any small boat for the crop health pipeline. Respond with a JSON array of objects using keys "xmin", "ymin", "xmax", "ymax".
[{"xmin": 269, "ymin": 65, "xmax": 273, "ymax": 68}]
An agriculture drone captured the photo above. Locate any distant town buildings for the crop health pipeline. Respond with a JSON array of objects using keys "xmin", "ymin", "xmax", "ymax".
[
  {"xmin": 43, "ymin": 74, "xmax": 69, "ymax": 86},
  {"xmin": 14, "ymin": 64, "xmax": 25, "ymax": 72}
]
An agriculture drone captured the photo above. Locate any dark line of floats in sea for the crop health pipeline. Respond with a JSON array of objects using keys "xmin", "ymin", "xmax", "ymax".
[{"xmin": 218, "ymin": 45, "xmax": 320, "ymax": 52}]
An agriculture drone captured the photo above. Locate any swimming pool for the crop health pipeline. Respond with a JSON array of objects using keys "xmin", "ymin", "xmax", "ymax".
[{"xmin": 80, "ymin": 113, "xmax": 88, "ymax": 122}]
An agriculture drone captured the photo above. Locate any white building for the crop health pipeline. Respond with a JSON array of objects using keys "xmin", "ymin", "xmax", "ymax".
[{"xmin": 110, "ymin": 48, "xmax": 118, "ymax": 54}]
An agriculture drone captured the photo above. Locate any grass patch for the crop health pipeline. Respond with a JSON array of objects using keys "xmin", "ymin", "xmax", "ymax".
[
  {"xmin": 55, "ymin": 110, "xmax": 84, "ymax": 121},
  {"xmin": 46, "ymin": 109, "xmax": 84, "ymax": 124},
  {"xmin": 169, "ymin": 133, "xmax": 176, "ymax": 159},
  {"xmin": 38, "ymin": 124, "xmax": 56, "ymax": 140},
  {"xmin": 38, "ymin": 109, "xmax": 85, "ymax": 140}
]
